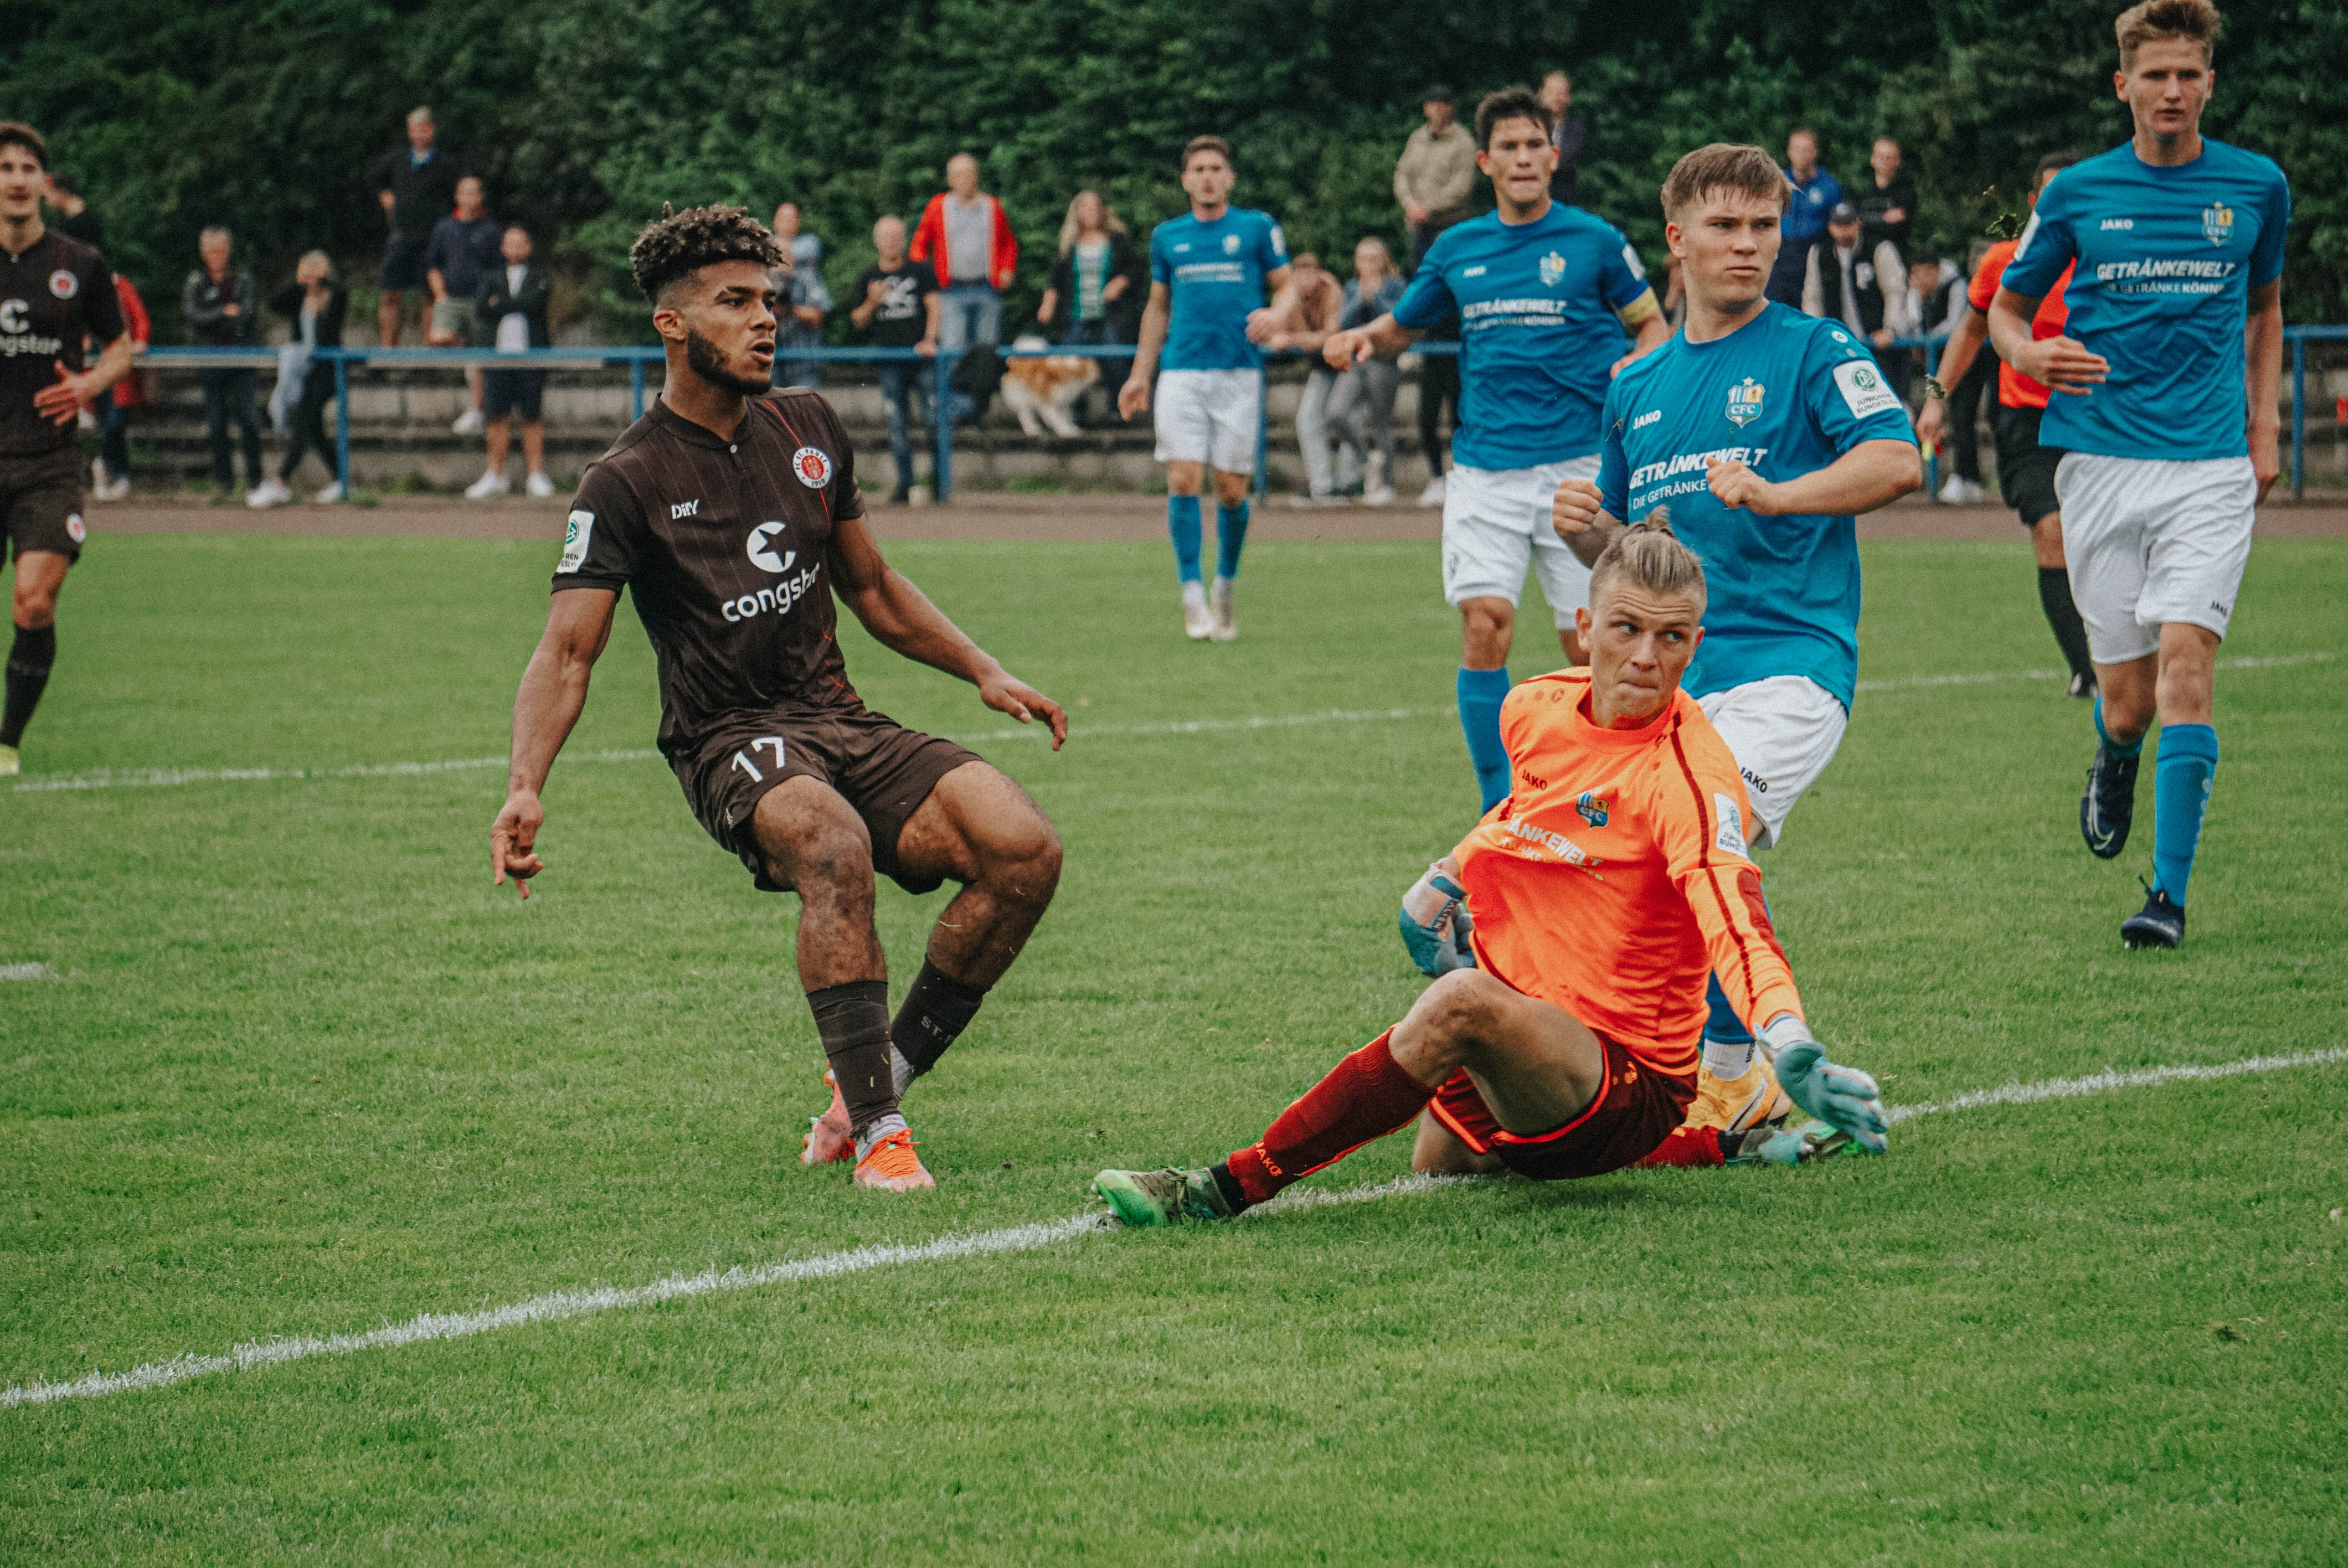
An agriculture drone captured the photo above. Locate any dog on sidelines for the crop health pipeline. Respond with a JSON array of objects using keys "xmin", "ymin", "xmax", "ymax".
[{"xmin": 999, "ymin": 335, "xmax": 1100, "ymax": 438}]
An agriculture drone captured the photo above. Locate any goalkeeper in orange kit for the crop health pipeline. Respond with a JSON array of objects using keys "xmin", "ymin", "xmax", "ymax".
[{"xmin": 1094, "ymin": 520, "xmax": 1884, "ymax": 1226}]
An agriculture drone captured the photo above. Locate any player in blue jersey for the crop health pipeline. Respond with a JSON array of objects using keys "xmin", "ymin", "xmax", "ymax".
[
  {"xmin": 1322, "ymin": 87, "xmax": 1668, "ymax": 814},
  {"xmin": 1988, "ymin": 0, "xmax": 2288, "ymax": 950},
  {"xmin": 1544, "ymin": 142, "xmax": 1920, "ymax": 1163},
  {"xmin": 1118, "ymin": 136, "xmax": 1291, "ymax": 642}
]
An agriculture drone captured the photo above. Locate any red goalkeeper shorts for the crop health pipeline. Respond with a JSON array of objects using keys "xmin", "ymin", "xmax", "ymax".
[{"xmin": 1427, "ymin": 1033, "xmax": 1696, "ymax": 1180}]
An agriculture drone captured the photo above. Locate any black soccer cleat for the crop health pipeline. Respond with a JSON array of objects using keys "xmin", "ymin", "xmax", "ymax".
[
  {"xmin": 2066, "ymin": 671, "xmax": 2097, "ymax": 700},
  {"xmin": 2121, "ymin": 881, "xmax": 2185, "ymax": 950},
  {"xmin": 2080, "ymin": 743, "xmax": 2139, "ymax": 859}
]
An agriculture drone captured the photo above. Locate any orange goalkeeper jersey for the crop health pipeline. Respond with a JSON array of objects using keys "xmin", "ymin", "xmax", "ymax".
[{"xmin": 1452, "ymin": 670, "xmax": 1805, "ymax": 1080}]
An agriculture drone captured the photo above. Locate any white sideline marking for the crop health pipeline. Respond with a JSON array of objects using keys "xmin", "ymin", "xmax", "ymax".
[
  {"xmin": 1856, "ymin": 649, "xmax": 2334, "ymax": 693},
  {"xmin": 1884, "ymin": 1046, "xmax": 2348, "ymax": 1125},
  {"xmin": 7, "ymin": 1051, "xmax": 2343, "ymax": 1412},
  {"xmin": 0, "ymin": 963, "xmax": 58, "ymax": 982}
]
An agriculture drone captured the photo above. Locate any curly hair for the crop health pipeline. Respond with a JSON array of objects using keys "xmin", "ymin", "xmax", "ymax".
[{"xmin": 628, "ymin": 203, "xmax": 783, "ymax": 303}]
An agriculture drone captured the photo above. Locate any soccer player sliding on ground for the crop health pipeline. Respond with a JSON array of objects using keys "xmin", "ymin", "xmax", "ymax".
[
  {"xmin": 491, "ymin": 205, "xmax": 1068, "ymax": 1193},
  {"xmin": 1320, "ymin": 86, "xmax": 1668, "ymax": 816},
  {"xmin": 0, "ymin": 121, "xmax": 133, "ymax": 778},
  {"xmin": 1521, "ymin": 143, "xmax": 1919, "ymax": 1167},
  {"xmin": 1094, "ymin": 522, "xmax": 1887, "ymax": 1226},
  {"xmin": 1987, "ymin": 0, "xmax": 2289, "ymax": 950}
]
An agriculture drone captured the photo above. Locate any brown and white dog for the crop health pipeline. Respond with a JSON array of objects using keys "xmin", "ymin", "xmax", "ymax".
[{"xmin": 1000, "ymin": 334, "xmax": 1100, "ymax": 437}]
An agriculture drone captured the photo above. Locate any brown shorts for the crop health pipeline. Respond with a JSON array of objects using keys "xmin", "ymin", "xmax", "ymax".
[
  {"xmin": 672, "ymin": 705, "xmax": 982, "ymax": 895},
  {"xmin": 1, "ymin": 448, "xmax": 87, "ymax": 564},
  {"xmin": 1426, "ymin": 1035, "xmax": 1697, "ymax": 1181}
]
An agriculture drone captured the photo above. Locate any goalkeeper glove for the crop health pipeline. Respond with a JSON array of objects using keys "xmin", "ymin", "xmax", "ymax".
[
  {"xmin": 1399, "ymin": 860, "xmax": 1476, "ymax": 976},
  {"xmin": 1759, "ymin": 1014, "xmax": 1888, "ymax": 1153}
]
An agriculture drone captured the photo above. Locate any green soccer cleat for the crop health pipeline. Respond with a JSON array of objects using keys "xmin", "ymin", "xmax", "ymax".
[{"xmin": 1092, "ymin": 1167, "xmax": 1238, "ymax": 1227}]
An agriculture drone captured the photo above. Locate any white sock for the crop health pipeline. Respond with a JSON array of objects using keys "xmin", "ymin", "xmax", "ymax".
[
  {"xmin": 1701, "ymin": 1034, "xmax": 1757, "ymax": 1080},
  {"xmin": 1181, "ymin": 580, "xmax": 1207, "ymax": 608},
  {"xmin": 854, "ymin": 1112, "xmax": 909, "ymax": 1161}
]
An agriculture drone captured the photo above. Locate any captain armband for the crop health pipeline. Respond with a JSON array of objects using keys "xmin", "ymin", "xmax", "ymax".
[{"xmin": 1616, "ymin": 289, "xmax": 1661, "ymax": 329}]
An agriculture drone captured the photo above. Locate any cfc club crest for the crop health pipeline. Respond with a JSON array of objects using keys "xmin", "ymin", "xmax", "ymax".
[
  {"xmin": 791, "ymin": 446, "xmax": 833, "ymax": 488},
  {"xmin": 48, "ymin": 269, "xmax": 77, "ymax": 300},
  {"xmin": 1223, "ymin": 232, "xmax": 1242, "ymax": 255},
  {"xmin": 1575, "ymin": 791, "xmax": 1610, "ymax": 828},
  {"xmin": 1538, "ymin": 250, "xmax": 1567, "ymax": 287},
  {"xmin": 1725, "ymin": 377, "xmax": 1765, "ymax": 428},
  {"xmin": 2202, "ymin": 202, "xmax": 2234, "ymax": 246}
]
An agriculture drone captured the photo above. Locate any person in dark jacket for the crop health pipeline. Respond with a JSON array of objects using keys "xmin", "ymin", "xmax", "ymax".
[
  {"xmin": 465, "ymin": 225, "xmax": 556, "ymax": 499},
  {"xmin": 184, "ymin": 225, "xmax": 262, "ymax": 495},
  {"xmin": 426, "ymin": 174, "xmax": 502, "ymax": 434},
  {"xmin": 1036, "ymin": 190, "xmax": 1142, "ymax": 425},
  {"xmin": 248, "ymin": 252, "xmax": 348, "ymax": 507},
  {"xmin": 369, "ymin": 106, "xmax": 461, "ymax": 346},
  {"xmin": 1539, "ymin": 73, "xmax": 1585, "ymax": 205},
  {"xmin": 1854, "ymin": 136, "xmax": 1919, "ymax": 264}
]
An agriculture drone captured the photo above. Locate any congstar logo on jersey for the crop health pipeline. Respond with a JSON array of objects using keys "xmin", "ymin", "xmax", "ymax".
[{"xmin": 745, "ymin": 521, "xmax": 795, "ymax": 574}]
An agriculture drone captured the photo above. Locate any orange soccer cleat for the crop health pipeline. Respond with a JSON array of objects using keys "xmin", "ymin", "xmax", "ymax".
[
  {"xmin": 852, "ymin": 1126, "xmax": 935, "ymax": 1192},
  {"xmin": 801, "ymin": 1069, "xmax": 854, "ymax": 1165}
]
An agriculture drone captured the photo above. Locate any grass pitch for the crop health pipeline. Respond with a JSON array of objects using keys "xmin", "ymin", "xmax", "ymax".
[{"xmin": 4, "ymin": 528, "xmax": 2344, "ymax": 1563}]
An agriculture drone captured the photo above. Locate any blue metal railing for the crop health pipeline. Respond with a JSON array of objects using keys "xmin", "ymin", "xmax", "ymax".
[{"xmin": 132, "ymin": 327, "xmax": 2348, "ymax": 505}]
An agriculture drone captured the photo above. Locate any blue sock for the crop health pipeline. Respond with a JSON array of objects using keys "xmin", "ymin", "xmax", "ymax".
[
  {"xmin": 2094, "ymin": 696, "xmax": 2143, "ymax": 758},
  {"xmin": 1215, "ymin": 501, "xmax": 1249, "ymax": 580},
  {"xmin": 2151, "ymin": 723, "xmax": 2218, "ymax": 905},
  {"xmin": 1703, "ymin": 973, "xmax": 1754, "ymax": 1046},
  {"xmin": 1457, "ymin": 666, "xmax": 1512, "ymax": 812},
  {"xmin": 1167, "ymin": 495, "xmax": 1203, "ymax": 584}
]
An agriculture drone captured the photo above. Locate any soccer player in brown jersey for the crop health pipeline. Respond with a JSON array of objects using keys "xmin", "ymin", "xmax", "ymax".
[
  {"xmin": 0, "ymin": 122, "xmax": 133, "ymax": 777},
  {"xmin": 490, "ymin": 206, "xmax": 1068, "ymax": 1192}
]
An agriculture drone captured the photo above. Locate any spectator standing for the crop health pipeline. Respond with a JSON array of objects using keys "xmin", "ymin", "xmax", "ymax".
[
  {"xmin": 184, "ymin": 225, "xmax": 262, "ymax": 497},
  {"xmin": 1394, "ymin": 84, "xmax": 1477, "ymax": 269},
  {"xmin": 769, "ymin": 203, "xmax": 832, "ymax": 390},
  {"xmin": 90, "ymin": 269, "xmax": 151, "ymax": 501},
  {"xmin": 1803, "ymin": 202, "xmax": 1908, "ymax": 375},
  {"xmin": 369, "ymin": 107, "xmax": 461, "ymax": 347},
  {"xmin": 1324, "ymin": 235, "xmax": 1407, "ymax": 505},
  {"xmin": 1935, "ymin": 238, "xmax": 1998, "ymax": 502},
  {"xmin": 464, "ymin": 225, "xmax": 554, "ymax": 500},
  {"xmin": 1855, "ymin": 136, "xmax": 1919, "ymax": 262},
  {"xmin": 248, "ymin": 251, "xmax": 348, "ymax": 508},
  {"xmin": 1257, "ymin": 250, "xmax": 1347, "ymax": 505},
  {"xmin": 44, "ymin": 169, "xmax": 102, "ymax": 252},
  {"xmin": 1038, "ymin": 190, "xmax": 1142, "ymax": 422},
  {"xmin": 911, "ymin": 153, "xmax": 1018, "ymax": 359},
  {"xmin": 849, "ymin": 214, "xmax": 940, "ymax": 504},
  {"xmin": 1538, "ymin": 72, "xmax": 1585, "ymax": 206},
  {"xmin": 1767, "ymin": 127, "xmax": 1842, "ymax": 306},
  {"xmin": 426, "ymin": 174, "xmax": 502, "ymax": 435}
]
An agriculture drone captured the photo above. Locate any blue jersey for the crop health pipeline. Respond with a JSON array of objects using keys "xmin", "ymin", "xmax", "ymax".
[
  {"xmin": 1598, "ymin": 303, "xmax": 1917, "ymax": 708},
  {"xmin": 2000, "ymin": 139, "xmax": 2289, "ymax": 462},
  {"xmin": 1392, "ymin": 204, "xmax": 1651, "ymax": 470},
  {"xmin": 1149, "ymin": 207, "xmax": 1288, "ymax": 372}
]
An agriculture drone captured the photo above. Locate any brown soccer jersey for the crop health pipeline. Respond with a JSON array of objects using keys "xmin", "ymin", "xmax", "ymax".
[
  {"xmin": 0, "ymin": 230, "xmax": 123, "ymax": 458},
  {"xmin": 553, "ymin": 390, "xmax": 870, "ymax": 757}
]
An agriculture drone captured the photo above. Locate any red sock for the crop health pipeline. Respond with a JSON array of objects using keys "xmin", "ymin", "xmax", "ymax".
[
  {"xmin": 1225, "ymin": 1029, "xmax": 1435, "ymax": 1206},
  {"xmin": 1631, "ymin": 1125, "xmax": 1724, "ymax": 1169}
]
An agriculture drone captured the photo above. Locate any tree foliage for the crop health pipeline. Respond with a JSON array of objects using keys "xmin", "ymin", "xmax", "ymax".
[{"xmin": 3, "ymin": 0, "xmax": 2339, "ymax": 337}]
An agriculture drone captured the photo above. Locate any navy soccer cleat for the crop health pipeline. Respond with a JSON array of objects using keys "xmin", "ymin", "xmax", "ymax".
[
  {"xmin": 2120, "ymin": 880, "xmax": 2185, "ymax": 950},
  {"xmin": 2080, "ymin": 743, "xmax": 2140, "ymax": 859}
]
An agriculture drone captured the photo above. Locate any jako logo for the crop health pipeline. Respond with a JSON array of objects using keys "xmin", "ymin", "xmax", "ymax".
[
  {"xmin": 746, "ymin": 521, "xmax": 795, "ymax": 574},
  {"xmin": 1631, "ymin": 409, "xmax": 1660, "ymax": 431},
  {"xmin": 2100, "ymin": 218, "xmax": 2134, "ymax": 230},
  {"xmin": 671, "ymin": 498, "xmax": 699, "ymax": 519}
]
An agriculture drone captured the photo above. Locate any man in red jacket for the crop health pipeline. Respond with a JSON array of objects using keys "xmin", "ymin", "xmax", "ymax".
[{"xmin": 910, "ymin": 153, "xmax": 1018, "ymax": 417}]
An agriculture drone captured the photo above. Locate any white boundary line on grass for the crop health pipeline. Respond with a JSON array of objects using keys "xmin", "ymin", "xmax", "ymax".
[
  {"xmin": 9, "ymin": 1050, "xmax": 2346, "ymax": 1412},
  {"xmin": 12, "ymin": 651, "xmax": 2335, "ymax": 797}
]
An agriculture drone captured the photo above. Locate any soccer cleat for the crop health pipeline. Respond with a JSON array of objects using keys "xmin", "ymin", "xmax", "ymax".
[
  {"xmin": 0, "ymin": 744, "xmax": 18, "ymax": 777},
  {"xmin": 853, "ymin": 1127, "xmax": 934, "ymax": 1191},
  {"xmin": 1686, "ymin": 1057, "xmax": 1794, "ymax": 1136},
  {"xmin": 2120, "ymin": 880, "xmax": 2185, "ymax": 950},
  {"xmin": 2066, "ymin": 671, "xmax": 2097, "ymax": 700},
  {"xmin": 1208, "ymin": 577, "xmax": 1237, "ymax": 641},
  {"xmin": 1093, "ymin": 1167, "xmax": 1237, "ymax": 1227},
  {"xmin": 1182, "ymin": 595, "xmax": 1214, "ymax": 641},
  {"xmin": 2079, "ymin": 742, "xmax": 2140, "ymax": 859},
  {"xmin": 1723, "ymin": 1118, "xmax": 1865, "ymax": 1165},
  {"xmin": 801, "ymin": 1069, "xmax": 853, "ymax": 1165}
]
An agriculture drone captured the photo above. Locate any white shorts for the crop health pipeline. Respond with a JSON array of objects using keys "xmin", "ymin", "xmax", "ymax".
[
  {"xmin": 1441, "ymin": 457, "xmax": 1602, "ymax": 628},
  {"xmin": 1696, "ymin": 675, "xmax": 1849, "ymax": 852},
  {"xmin": 1153, "ymin": 369, "xmax": 1261, "ymax": 474},
  {"xmin": 2054, "ymin": 452, "xmax": 2256, "ymax": 666}
]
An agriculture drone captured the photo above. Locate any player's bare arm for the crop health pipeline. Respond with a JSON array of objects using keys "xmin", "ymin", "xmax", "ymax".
[
  {"xmin": 492, "ymin": 587, "xmax": 617, "ymax": 897},
  {"xmin": 1320, "ymin": 311, "xmax": 1421, "ymax": 371},
  {"xmin": 1707, "ymin": 437, "xmax": 1919, "ymax": 516},
  {"xmin": 1987, "ymin": 285, "xmax": 2108, "ymax": 396},
  {"xmin": 31, "ymin": 333, "xmax": 133, "ymax": 427},
  {"xmin": 2243, "ymin": 278, "xmax": 2283, "ymax": 501},
  {"xmin": 1609, "ymin": 292, "xmax": 1671, "ymax": 375},
  {"xmin": 1549, "ymin": 479, "xmax": 1624, "ymax": 567},
  {"xmin": 1117, "ymin": 281, "xmax": 1172, "ymax": 417},
  {"xmin": 825, "ymin": 513, "xmax": 1068, "ymax": 748}
]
